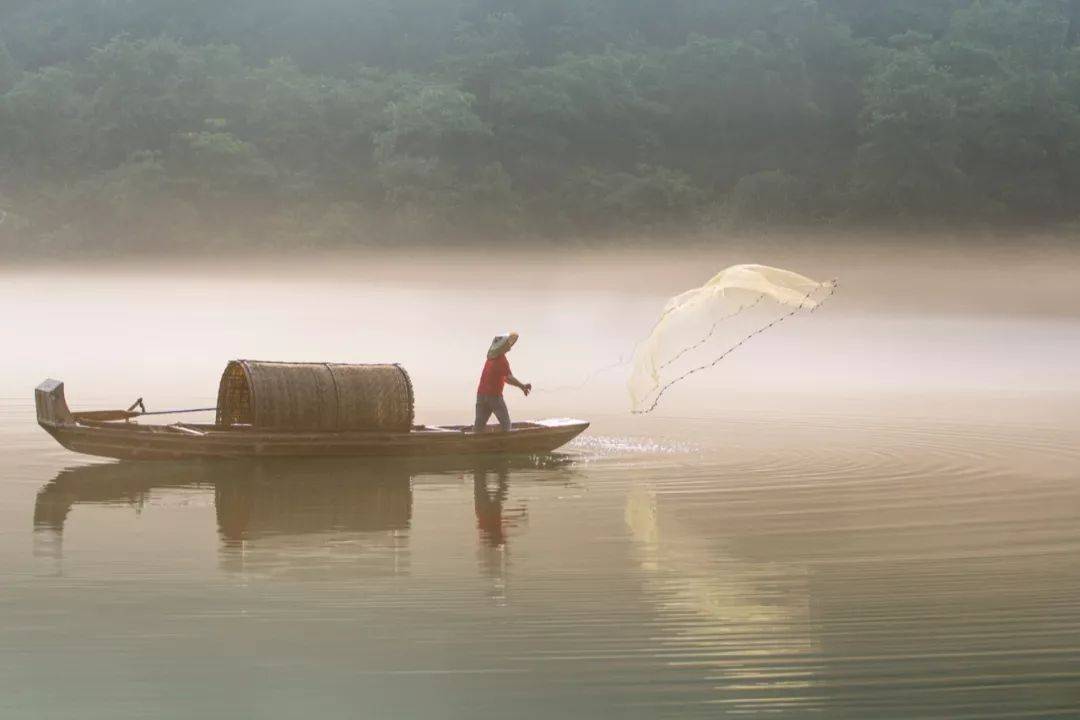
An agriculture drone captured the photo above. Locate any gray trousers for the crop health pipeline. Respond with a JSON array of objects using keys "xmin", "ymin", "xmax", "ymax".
[{"xmin": 474, "ymin": 394, "xmax": 511, "ymax": 432}]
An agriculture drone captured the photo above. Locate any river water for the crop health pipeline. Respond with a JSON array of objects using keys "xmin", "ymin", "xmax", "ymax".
[{"xmin": 2, "ymin": 239, "xmax": 1079, "ymax": 718}]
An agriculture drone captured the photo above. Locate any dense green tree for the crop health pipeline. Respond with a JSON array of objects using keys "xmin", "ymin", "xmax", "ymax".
[
  {"xmin": 941, "ymin": 0, "xmax": 1080, "ymax": 214},
  {"xmin": 0, "ymin": 42, "xmax": 17, "ymax": 93},
  {"xmin": 0, "ymin": 65, "xmax": 86, "ymax": 177},
  {"xmin": 3, "ymin": 0, "xmax": 1080, "ymax": 254},
  {"xmin": 822, "ymin": 0, "xmax": 966, "ymax": 41},
  {"xmin": 855, "ymin": 48, "xmax": 967, "ymax": 215}
]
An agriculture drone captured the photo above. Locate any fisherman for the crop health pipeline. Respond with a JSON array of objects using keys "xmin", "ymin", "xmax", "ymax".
[{"xmin": 475, "ymin": 332, "xmax": 531, "ymax": 432}]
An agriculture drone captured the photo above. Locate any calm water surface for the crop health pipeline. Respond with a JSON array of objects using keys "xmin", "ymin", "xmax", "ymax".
[{"xmin": 2, "ymin": 243, "xmax": 1079, "ymax": 718}]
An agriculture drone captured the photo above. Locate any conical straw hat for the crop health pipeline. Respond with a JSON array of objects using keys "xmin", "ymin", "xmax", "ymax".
[{"xmin": 487, "ymin": 332, "xmax": 519, "ymax": 359}]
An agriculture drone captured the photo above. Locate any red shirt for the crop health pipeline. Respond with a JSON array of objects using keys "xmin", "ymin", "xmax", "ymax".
[{"xmin": 477, "ymin": 354, "xmax": 511, "ymax": 396}]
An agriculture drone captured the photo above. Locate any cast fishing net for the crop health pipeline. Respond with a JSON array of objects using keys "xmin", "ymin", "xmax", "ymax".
[{"xmin": 629, "ymin": 264, "xmax": 837, "ymax": 413}]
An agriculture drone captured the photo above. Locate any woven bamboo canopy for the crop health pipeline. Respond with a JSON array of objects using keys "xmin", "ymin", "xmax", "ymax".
[{"xmin": 216, "ymin": 360, "xmax": 414, "ymax": 432}]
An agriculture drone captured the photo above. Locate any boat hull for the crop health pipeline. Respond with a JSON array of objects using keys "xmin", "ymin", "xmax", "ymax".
[{"xmin": 40, "ymin": 419, "xmax": 589, "ymax": 461}]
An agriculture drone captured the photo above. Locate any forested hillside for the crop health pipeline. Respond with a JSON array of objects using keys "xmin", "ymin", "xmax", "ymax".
[{"xmin": 2, "ymin": 0, "xmax": 1080, "ymax": 252}]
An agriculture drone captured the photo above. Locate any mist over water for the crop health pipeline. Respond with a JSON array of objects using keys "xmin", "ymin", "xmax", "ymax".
[{"xmin": 2, "ymin": 238, "xmax": 1080, "ymax": 718}]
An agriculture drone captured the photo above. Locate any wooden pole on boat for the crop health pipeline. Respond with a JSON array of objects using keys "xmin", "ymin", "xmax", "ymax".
[
  {"xmin": 73, "ymin": 406, "xmax": 217, "ymax": 422},
  {"xmin": 138, "ymin": 407, "xmax": 217, "ymax": 416},
  {"xmin": 124, "ymin": 398, "xmax": 216, "ymax": 416}
]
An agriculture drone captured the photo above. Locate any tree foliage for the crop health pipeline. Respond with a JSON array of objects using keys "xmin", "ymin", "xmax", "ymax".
[{"xmin": 2, "ymin": 0, "xmax": 1080, "ymax": 252}]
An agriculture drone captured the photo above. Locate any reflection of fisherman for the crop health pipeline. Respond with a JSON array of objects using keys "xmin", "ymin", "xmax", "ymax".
[
  {"xmin": 474, "ymin": 469, "xmax": 510, "ymax": 547},
  {"xmin": 474, "ymin": 332, "xmax": 531, "ymax": 432},
  {"xmin": 473, "ymin": 466, "xmax": 527, "ymax": 550}
]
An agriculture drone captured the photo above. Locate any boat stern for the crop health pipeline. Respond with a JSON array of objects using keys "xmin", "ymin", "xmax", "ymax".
[{"xmin": 35, "ymin": 379, "xmax": 75, "ymax": 429}]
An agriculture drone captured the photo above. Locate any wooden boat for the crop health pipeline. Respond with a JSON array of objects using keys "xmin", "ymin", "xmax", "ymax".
[{"xmin": 35, "ymin": 360, "xmax": 589, "ymax": 461}]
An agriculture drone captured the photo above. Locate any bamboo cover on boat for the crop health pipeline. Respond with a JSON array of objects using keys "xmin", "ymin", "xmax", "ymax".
[{"xmin": 216, "ymin": 360, "xmax": 414, "ymax": 431}]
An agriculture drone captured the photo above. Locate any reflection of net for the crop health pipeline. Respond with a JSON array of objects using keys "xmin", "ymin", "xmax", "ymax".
[{"xmin": 630, "ymin": 265, "xmax": 837, "ymax": 414}]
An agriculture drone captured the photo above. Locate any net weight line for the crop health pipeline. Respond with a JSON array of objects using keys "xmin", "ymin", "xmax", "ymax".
[
  {"xmin": 534, "ymin": 294, "xmax": 769, "ymax": 395},
  {"xmin": 633, "ymin": 280, "xmax": 839, "ymax": 415},
  {"xmin": 657, "ymin": 294, "xmax": 766, "ymax": 371}
]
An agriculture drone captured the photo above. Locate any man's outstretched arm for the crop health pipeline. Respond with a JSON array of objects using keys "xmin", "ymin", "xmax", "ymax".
[{"xmin": 507, "ymin": 374, "xmax": 532, "ymax": 396}]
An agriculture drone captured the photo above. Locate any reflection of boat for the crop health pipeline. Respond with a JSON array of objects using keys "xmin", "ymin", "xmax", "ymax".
[
  {"xmin": 35, "ymin": 361, "xmax": 589, "ymax": 460},
  {"xmin": 34, "ymin": 455, "xmax": 575, "ymax": 543},
  {"xmin": 35, "ymin": 459, "xmax": 412, "ymax": 541}
]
